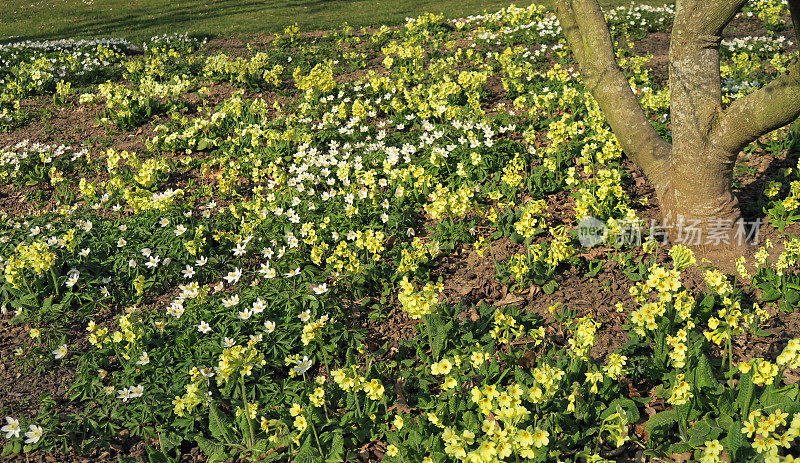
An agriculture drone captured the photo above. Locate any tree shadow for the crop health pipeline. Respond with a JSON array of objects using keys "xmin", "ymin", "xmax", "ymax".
[
  {"xmin": 735, "ymin": 130, "xmax": 800, "ymax": 226},
  {"xmin": 1, "ymin": 0, "xmax": 272, "ymax": 44}
]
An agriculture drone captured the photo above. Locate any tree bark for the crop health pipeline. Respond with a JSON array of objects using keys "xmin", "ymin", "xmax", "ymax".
[{"xmin": 655, "ymin": 0, "xmax": 747, "ymax": 246}]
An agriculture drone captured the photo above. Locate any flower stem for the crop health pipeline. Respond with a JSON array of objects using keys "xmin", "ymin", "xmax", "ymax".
[
  {"xmin": 239, "ymin": 377, "xmax": 256, "ymax": 448},
  {"xmin": 353, "ymin": 389, "xmax": 363, "ymax": 418},
  {"xmin": 309, "ymin": 415, "xmax": 324, "ymax": 457},
  {"xmin": 49, "ymin": 267, "xmax": 59, "ymax": 297}
]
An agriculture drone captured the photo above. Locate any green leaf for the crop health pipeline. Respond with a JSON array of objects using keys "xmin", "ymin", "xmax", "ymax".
[
  {"xmin": 158, "ymin": 429, "xmax": 183, "ymax": 452},
  {"xmin": 726, "ymin": 421, "xmax": 746, "ymax": 461},
  {"xmin": 600, "ymin": 398, "xmax": 640, "ymax": 423},
  {"xmin": 409, "ymin": 430, "xmax": 422, "ymax": 448},
  {"xmin": 295, "ymin": 433, "xmax": 318, "ymax": 463},
  {"xmin": 646, "ymin": 409, "xmax": 678, "ymax": 437},
  {"xmin": 325, "ymin": 431, "xmax": 344, "ymax": 463},
  {"xmin": 1, "ymin": 441, "xmax": 17, "ymax": 456},
  {"xmin": 785, "ymin": 289, "xmax": 800, "ymax": 305},
  {"xmin": 688, "ymin": 420, "xmax": 711, "ymax": 447},
  {"xmin": 514, "ymin": 366, "xmax": 533, "ymax": 384},
  {"xmin": 463, "ymin": 411, "xmax": 479, "ymax": 431},
  {"xmin": 758, "ymin": 384, "xmax": 800, "ymax": 413},
  {"xmin": 667, "ymin": 441, "xmax": 691, "ymax": 455},
  {"xmin": 196, "ymin": 436, "xmax": 229, "ymax": 463},
  {"xmin": 448, "ymin": 393, "xmax": 458, "ymax": 416},
  {"xmin": 736, "ymin": 372, "xmax": 754, "ymax": 416},
  {"xmin": 146, "ymin": 448, "xmax": 169, "ymax": 463},
  {"xmin": 652, "ymin": 383, "xmax": 670, "ymax": 399},
  {"xmin": 432, "ymin": 318, "xmax": 452, "ymax": 361},
  {"xmin": 761, "ymin": 287, "xmax": 782, "ymax": 302},
  {"xmin": 717, "ymin": 414, "xmax": 734, "ymax": 430},
  {"xmin": 696, "ymin": 294, "xmax": 716, "ymax": 320},
  {"xmin": 208, "ymin": 405, "xmax": 236, "ymax": 445},
  {"xmin": 694, "ymin": 354, "xmax": 721, "ymax": 392},
  {"xmin": 542, "ymin": 280, "xmax": 558, "ymax": 294}
]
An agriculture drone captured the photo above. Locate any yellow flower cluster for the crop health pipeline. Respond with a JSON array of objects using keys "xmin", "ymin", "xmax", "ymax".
[
  {"xmin": 530, "ymin": 363, "xmax": 566, "ymax": 402},
  {"xmin": 752, "ymin": 0, "xmax": 789, "ymax": 30},
  {"xmin": 777, "ymin": 338, "xmax": 800, "ymax": 368},
  {"xmin": 501, "ymin": 154, "xmax": 526, "ymax": 188},
  {"xmin": 667, "ymin": 374, "xmax": 693, "ymax": 406},
  {"xmin": 514, "ymin": 199, "xmax": 548, "ymax": 238},
  {"xmin": 293, "ymin": 60, "xmax": 336, "ymax": 97},
  {"xmin": 331, "ymin": 367, "xmax": 384, "ymax": 400},
  {"xmin": 627, "ymin": 264, "xmax": 686, "ymax": 333},
  {"xmin": 567, "ymin": 316, "xmax": 598, "ymax": 360},
  {"xmin": 545, "ymin": 227, "xmax": 574, "ymax": 268},
  {"xmin": 172, "ymin": 369, "xmax": 211, "ymax": 417},
  {"xmin": 490, "ymin": 311, "xmax": 525, "ymax": 345},
  {"xmin": 573, "ymin": 167, "xmax": 634, "ymax": 227},
  {"xmin": 203, "ymin": 52, "xmax": 284, "ymax": 87},
  {"xmin": 397, "ymin": 238, "xmax": 440, "ymax": 274},
  {"xmin": 85, "ymin": 318, "xmax": 107, "ymax": 346},
  {"xmin": 328, "ymin": 241, "xmax": 362, "ymax": 275},
  {"xmin": 704, "ymin": 302, "xmax": 745, "ymax": 346},
  {"xmin": 397, "ymin": 277, "xmax": 441, "ymax": 319},
  {"xmin": 741, "ymin": 408, "xmax": 800, "ymax": 460},
  {"xmin": 3, "ymin": 240, "xmax": 57, "ymax": 288},
  {"xmin": 120, "ymin": 187, "xmax": 184, "ymax": 213},
  {"xmin": 603, "ymin": 353, "xmax": 627, "ymax": 380},
  {"xmin": 699, "ymin": 439, "xmax": 724, "ymax": 463},
  {"xmin": 331, "ymin": 366, "xmax": 365, "ymax": 392},
  {"xmin": 353, "ymin": 229, "xmax": 385, "ymax": 260},
  {"xmin": 666, "ymin": 328, "xmax": 689, "ymax": 369},
  {"xmin": 289, "ymin": 403, "xmax": 307, "ymax": 435},
  {"xmin": 668, "ymin": 244, "xmax": 696, "ymax": 271},
  {"xmin": 424, "ymin": 184, "xmax": 475, "ymax": 221},
  {"xmin": 704, "ymin": 269, "xmax": 733, "ymax": 296},
  {"xmin": 133, "ymin": 157, "xmax": 170, "ymax": 189},
  {"xmin": 215, "ymin": 345, "xmax": 266, "ymax": 385},
  {"xmin": 430, "ymin": 358, "xmax": 453, "ymax": 376},
  {"xmin": 506, "ymin": 253, "xmax": 531, "ymax": 285},
  {"xmin": 774, "ymin": 237, "xmax": 800, "ymax": 276},
  {"xmin": 739, "ymin": 358, "xmax": 780, "ymax": 386},
  {"xmin": 309, "ymin": 386, "xmax": 325, "ymax": 407},
  {"xmin": 301, "ymin": 314, "xmax": 330, "ymax": 345},
  {"xmin": 440, "ymin": 382, "xmax": 548, "ymax": 461},
  {"xmin": 362, "ymin": 379, "xmax": 385, "ymax": 401}
]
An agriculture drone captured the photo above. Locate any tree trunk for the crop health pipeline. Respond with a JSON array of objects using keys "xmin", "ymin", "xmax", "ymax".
[
  {"xmin": 553, "ymin": 0, "xmax": 800, "ymax": 266},
  {"xmin": 661, "ymin": 5, "xmax": 747, "ymax": 248},
  {"xmin": 653, "ymin": 146, "xmax": 747, "ymax": 247}
]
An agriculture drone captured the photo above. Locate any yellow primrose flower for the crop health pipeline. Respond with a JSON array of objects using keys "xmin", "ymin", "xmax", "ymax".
[
  {"xmin": 289, "ymin": 403, "xmax": 303, "ymax": 417},
  {"xmin": 363, "ymin": 379, "xmax": 385, "ymax": 400},
  {"xmin": 442, "ymin": 376, "xmax": 457, "ymax": 390},
  {"xmin": 532, "ymin": 428, "xmax": 549, "ymax": 448},
  {"xmin": 293, "ymin": 415, "xmax": 307, "ymax": 433}
]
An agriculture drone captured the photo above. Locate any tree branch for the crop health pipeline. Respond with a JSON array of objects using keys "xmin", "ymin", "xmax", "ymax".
[
  {"xmin": 669, "ymin": 0, "xmax": 746, "ymax": 151},
  {"xmin": 552, "ymin": 0, "xmax": 671, "ymax": 180},
  {"xmin": 710, "ymin": 0, "xmax": 800, "ymax": 153},
  {"xmin": 694, "ymin": 0, "xmax": 749, "ymax": 36},
  {"xmin": 553, "ymin": 0, "xmax": 586, "ymax": 65}
]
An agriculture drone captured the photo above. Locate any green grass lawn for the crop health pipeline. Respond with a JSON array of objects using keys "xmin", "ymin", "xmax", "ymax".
[{"xmin": 0, "ymin": 0, "xmax": 670, "ymax": 45}]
